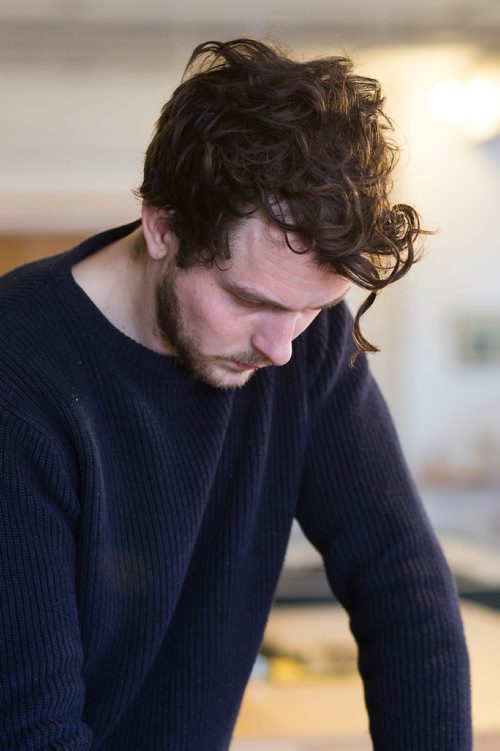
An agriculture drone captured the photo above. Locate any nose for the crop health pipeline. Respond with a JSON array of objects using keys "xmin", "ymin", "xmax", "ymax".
[{"xmin": 250, "ymin": 313, "xmax": 298, "ymax": 367}]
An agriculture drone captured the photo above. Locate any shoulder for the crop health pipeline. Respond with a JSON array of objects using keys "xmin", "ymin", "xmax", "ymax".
[
  {"xmin": 294, "ymin": 301, "xmax": 360, "ymax": 383},
  {"xmin": 0, "ymin": 225, "xmax": 115, "ymax": 385},
  {"xmin": 0, "ymin": 250, "xmax": 65, "ymax": 343},
  {"xmin": 0, "ymin": 252, "xmax": 63, "ymax": 318},
  {"xmin": 305, "ymin": 301, "xmax": 354, "ymax": 357},
  {"xmin": 0, "ymin": 250, "xmax": 78, "ymax": 416},
  {"xmin": 0, "ymin": 249, "xmax": 70, "ymax": 346}
]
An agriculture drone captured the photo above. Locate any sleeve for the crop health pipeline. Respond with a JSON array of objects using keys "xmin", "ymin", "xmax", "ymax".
[
  {"xmin": 0, "ymin": 411, "xmax": 94, "ymax": 749},
  {"xmin": 295, "ymin": 304, "xmax": 472, "ymax": 750}
]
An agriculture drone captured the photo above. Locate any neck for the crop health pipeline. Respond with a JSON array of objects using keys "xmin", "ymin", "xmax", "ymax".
[{"xmin": 71, "ymin": 228, "xmax": 173, "ymax": 355}]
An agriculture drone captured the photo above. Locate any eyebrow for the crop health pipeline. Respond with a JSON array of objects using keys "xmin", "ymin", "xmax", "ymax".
[{"xmin": 223, "ymin": 281, "xmax": 350, "ymax": 312}]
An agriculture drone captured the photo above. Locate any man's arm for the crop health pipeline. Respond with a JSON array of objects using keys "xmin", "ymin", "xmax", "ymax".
[
  {"xmin": 0, "ymin": 411, "xmax": 93, "ymax": 749},
  {"xmin": 296, "ymin": 305, "xmax": 472, "ymax": 750}
]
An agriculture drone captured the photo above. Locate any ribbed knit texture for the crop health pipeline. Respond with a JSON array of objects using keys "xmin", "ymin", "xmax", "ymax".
[{"xmin": 0, "ymin": 222, "xmax": 471, "ymax": 750}]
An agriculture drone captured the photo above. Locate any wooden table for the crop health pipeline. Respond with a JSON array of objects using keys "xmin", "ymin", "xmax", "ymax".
[{"xmin": 233, "ymin": 735, "xmax": 500, "ymax": 750}]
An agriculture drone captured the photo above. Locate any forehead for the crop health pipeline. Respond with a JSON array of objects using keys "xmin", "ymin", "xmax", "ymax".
[{"xmin": 219, "ymin": 213, "xmax": 349, "ymax": 309}]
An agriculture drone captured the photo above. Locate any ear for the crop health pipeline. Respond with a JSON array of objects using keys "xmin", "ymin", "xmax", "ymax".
[{"xmin": 141, "ymin": 204, "xmax": 178, "ymax": 260}]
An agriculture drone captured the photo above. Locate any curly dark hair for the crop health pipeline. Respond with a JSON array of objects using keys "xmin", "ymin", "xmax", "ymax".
[{"xmin": 137, "ymin": 38, "xmax": 428, "ymax": 355}]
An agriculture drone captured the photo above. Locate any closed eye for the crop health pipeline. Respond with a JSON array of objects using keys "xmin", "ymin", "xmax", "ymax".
[
  {"xmin": 224, "ymin": 281, "xmax": 350, "ymax": 313},
  {"xmin": 234, "ymin": 295, "xmax": 264, "ymax": 308},
  {"xmin": 229, "ymin": 291, "xmax": 273, "ymax": 310}
]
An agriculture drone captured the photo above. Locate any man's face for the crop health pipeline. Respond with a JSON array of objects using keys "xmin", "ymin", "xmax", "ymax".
[{"xmin": 155, "ymin": 213, "xmax": 351, "ymax": 389}]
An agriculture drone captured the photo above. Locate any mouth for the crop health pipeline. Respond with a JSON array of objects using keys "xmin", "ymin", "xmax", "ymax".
[
  {"xmin": 225, "ymin": 359, "xmax": 265, "ymax": 372},
  {"xmin": 227, "ymin": 360, "xmax": 259, "ymax": 371}
]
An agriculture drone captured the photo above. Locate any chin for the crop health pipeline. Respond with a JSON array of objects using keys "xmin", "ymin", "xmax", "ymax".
[
  {"xmin": 203, "ymin": 365, "xmax": 257, "ymax": 390},
  {"xmin": 187, "ymin": 358, "xmax": 258, "ymax": 390}
]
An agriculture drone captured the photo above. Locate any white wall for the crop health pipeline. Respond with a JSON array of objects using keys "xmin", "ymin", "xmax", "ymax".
[
  {"xmin": 359, "ymin": 46, "xmax": 500, "ymax": 474},
  {"xmin": 0, "ymin": 65, "xmax": 183, "ymax": 231}
]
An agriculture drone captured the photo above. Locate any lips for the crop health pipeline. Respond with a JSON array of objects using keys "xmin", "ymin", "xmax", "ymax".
[{"xmin": 228, "ymin": 360, "xmax": 258, "ymax": 371}]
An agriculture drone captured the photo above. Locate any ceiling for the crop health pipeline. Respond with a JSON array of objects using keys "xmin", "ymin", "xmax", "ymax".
[{"xmin": 1, "ymin": 0, "xmax": 499, "ymax": 66}]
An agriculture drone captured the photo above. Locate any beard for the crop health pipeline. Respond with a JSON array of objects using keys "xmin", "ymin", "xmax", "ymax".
[{"xmin": 154, "ymin": 265, "xmax": 266, "ymax": 389}]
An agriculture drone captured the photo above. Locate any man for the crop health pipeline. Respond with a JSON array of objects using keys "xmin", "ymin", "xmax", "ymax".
[{"xmin": 0, "ymin": 39, "xmax": 471, "ymax": 749}]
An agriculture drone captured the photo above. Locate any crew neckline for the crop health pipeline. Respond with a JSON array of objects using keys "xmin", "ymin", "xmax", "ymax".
[{"xmin": 51, "ymin": 220, "xmax": 190, "ymax": 380}]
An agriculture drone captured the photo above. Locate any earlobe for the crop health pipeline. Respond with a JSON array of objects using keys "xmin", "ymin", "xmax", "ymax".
[{"xmin": 141, "ymin": 205, "xmax": 176, "ymax": 260}]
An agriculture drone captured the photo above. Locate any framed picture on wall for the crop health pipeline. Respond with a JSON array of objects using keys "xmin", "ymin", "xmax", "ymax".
[{"xmin": 453, "ymin": 314, "xmax": 500, "ymax": 365}]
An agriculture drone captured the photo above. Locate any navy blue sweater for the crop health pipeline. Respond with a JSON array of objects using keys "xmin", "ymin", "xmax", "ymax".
[{"xmin": 0, "ymin": 222, "xmax": 471, "ymax": 749}]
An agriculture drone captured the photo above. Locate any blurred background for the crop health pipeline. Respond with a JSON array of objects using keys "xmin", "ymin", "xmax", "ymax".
[{"xmin": 1, "ymin": 1, "xmax": 499, "ymax": 748}]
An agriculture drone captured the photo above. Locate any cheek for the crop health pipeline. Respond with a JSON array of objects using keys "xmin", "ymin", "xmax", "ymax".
[
  {"xmin": 182, "ymin": 288, "xmax": 243, "ymax": 342},
  {"xmin": 175, "ymin": 272, "xmax": 253, "ymax": 347},
  {"xmin": 176, "ymin": 277, "xmax": 218, "ymax": 330}
]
